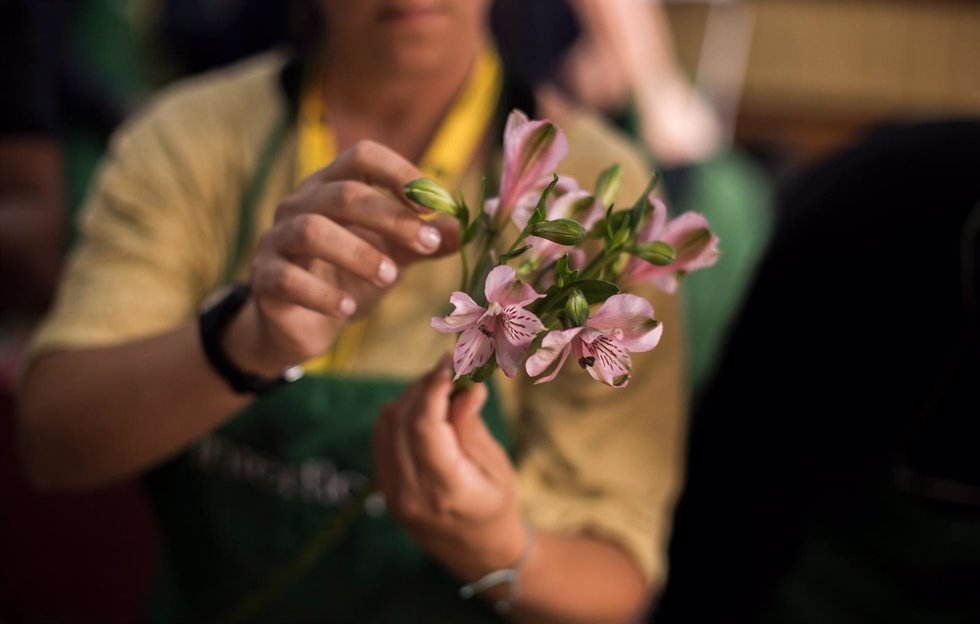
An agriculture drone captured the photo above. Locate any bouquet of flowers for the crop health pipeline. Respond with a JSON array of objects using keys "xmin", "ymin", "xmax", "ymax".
[{"xmin": 405, "ymin": 110, "xmax": 719, "ymax": 388}]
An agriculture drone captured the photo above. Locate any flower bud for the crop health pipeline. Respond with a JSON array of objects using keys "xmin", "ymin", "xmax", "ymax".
[
  {"xmin": 595, "ymin": 164, "xmax": 622, "ymax": 208},
  {"xmin": 531, "ymin": 219, "xmax": 587, "ymax": 246},
  {"xmin": 404, "ymin": 178, "xmax": 460, "ymax": 217},
  {"xmin": 564, "ymin": 288, "xmax": 590, "ymax": 327},
  {"xmin": 633, "ymin": 241, "xmax": 676, "ymax": 266}
]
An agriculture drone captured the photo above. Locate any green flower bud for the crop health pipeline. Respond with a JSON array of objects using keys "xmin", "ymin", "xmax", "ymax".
[
  {"xmin": 404, "ymin": 178, "xmax": 460, "ymax": 217},
  {"xmin": 633, "ymin": 241, "xmax": 676, "ymax": 266},
  {"xmin": 531, "ymin": 218, "xmax": 587, "ymax": 246},
  {"xmin": 564, "ymin": 288, "xmax": 590, "ymax": 327},
  {"xmin": 595, "ymin": 164, "xmax": 623, "ymax": 208}
]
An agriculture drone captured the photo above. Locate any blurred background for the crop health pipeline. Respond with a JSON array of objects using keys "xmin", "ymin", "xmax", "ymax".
[{"xmin": 1, "ymin": 0, "xmax": 978, "ymax": 621}]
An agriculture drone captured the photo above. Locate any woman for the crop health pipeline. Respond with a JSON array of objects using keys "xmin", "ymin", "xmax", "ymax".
[{"xmin": 19, "ymin": 1, "xmax": 686, "ymax": 621}]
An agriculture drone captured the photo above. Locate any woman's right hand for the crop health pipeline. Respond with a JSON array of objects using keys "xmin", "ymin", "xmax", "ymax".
[{"xmin": 224, "ymin": 140, "xmax": 459, "ymax": 376}]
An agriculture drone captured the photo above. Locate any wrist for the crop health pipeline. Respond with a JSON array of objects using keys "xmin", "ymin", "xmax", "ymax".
[
  {"xmin": 221, "ymin": 300, "xmax": 293, "ymax": 378},
  {"xmin": 458, "ymin": 518, "xmax": 538, "ymax": 615},
  {"xmin": 199, "ymin": 284, "xmax": 304, "ymax": 395}
]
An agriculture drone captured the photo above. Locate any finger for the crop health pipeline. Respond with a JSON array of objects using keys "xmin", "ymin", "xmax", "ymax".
[
  {"xmin": 387, "ymin": 378, "xmax": 432, "ymax": 493},
  {"xmin": 268, "ymin": 214, "xmax": 399, "ymax": 288},
  {"xmin": 314, "ymin": 181, "xmax": 446, "ymax": 256},
  {"xmin": 251, "ymin": 254, "xmax": 357, "ymax": 318},
  {"xmin": 449, "ymin": 383, "xmax": 505, "ymax": 473},
  {"xmin": 314, "ymin": 140, "xmax": 421, "ymax": 206},
  {"xmin": 404, "ymin": 360, "xmax": 460, "ymax": 486}
]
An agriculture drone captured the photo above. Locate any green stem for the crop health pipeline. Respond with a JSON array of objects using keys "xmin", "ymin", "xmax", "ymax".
[
  {"xmin": 459, "ymin": 242, "xmax": 469, "ymax": 293},
  {"xmin": 579, "ymin": 248, "xmax": 608, "ymax": 279},
  {"xmin": 467, "ymin": 229, "xmax": 500, "ymax": 296}
]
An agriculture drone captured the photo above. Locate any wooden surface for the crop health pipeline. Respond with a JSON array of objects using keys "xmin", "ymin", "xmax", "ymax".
[{"xmin": 667, "ymin": 0, "xmax": 980, "ymax": 163}]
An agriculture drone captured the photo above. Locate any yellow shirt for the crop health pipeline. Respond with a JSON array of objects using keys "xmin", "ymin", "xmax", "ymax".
[{"xmin": 32, "ymin": 52, "xmax": 687, "ymax": 585}]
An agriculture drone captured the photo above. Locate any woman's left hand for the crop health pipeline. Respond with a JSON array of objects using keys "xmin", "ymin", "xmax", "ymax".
[{"xmin": 371, "ymin": 357, "xmax": 529, "ymax": 581}]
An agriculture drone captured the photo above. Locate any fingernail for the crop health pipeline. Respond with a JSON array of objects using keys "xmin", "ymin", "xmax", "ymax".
[
  {"xmin": 377, "ymin": 258, "xmax": 398, "ymax": 285},
  {"xmin": 417, "ymin": 225, "xmax": 441, "ymax": 252},
  {"xmin": 339, "ymin": 297, "xmax": 357, "ymax": 316}
]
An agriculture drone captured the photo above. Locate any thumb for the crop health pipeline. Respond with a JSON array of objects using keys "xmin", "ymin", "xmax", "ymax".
[{"xmin": 449, "ymin": 383, "xmax": 496, "ymax": 460}]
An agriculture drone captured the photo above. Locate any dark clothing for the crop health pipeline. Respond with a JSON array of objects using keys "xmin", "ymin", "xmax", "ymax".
[
  {"xmin": 0, "ymin": 0, "xmax": 67, "ymax": 135},
  {"xmin": 655, "ymin": 120, "xmax": 980, "ymax": 623}
]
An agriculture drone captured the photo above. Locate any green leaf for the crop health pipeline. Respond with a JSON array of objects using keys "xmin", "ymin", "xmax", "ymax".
[
  {"xmin": 603, "ymin": 204, "xmax": 616, "ymax": 243},
  {"xmin": 595, "ymin": 164, "xmax": 622, "ymax": 208},
  {"xmin": 629, "ymin": 172, "xmax": 660, "ymax": 229},
  {"xmin": 611, "ymin": 218, "xmax": 632, "ymax": 251},
  {"xmin": 530, "ymin": 175, "xmax": 561, "ymax": 227},
  {"xmin": 457, "ymin": 191, "xmax": 470, "ymax": 228},
  {"xmin": 462, "ymin": 215, "xmax": 482, "ymax": 245},
  {"xmin": 499, "ymin": 245, "xmax": 532, "ymax": 264},
  {"xmin": 553, "ymin": 254, "xmax": 577, "ymax": 288},
  {"xmin": 566, "ymin": 279, "xmax": 619, "ymax": 304}
]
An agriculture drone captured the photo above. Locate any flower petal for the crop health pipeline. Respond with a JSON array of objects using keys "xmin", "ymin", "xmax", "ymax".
[
  {"xmin": 578, "ymin": 330, "xmax": 632, "ymax": 387},
  {"xmin": 484, "ymin": 265, "xmax": 544, "ymax": 308},
  {"xmin": 661, "ymin": 212, "xmax": 720, "ymax": 271},
  {"xmin": 500, "ymin": 305, "xmax": 545, "ymax": 347},
  {"xmin": 453, "ymin": 325, "xmax": 494, "ymax": 377},
  {"xmin": 526, "ymin": 327, "xmax": 582, "ymax": 383},
  {"xmin": 588, "ymin": 294, "xmax": 662, "ymax": 352},
  {"xmin": 637, "ymin": 195, "xmax": 669, "ymax": 244},
  {"xmin": 494, "ymin": 330, "xmax": 526, "ymax": 378},
  {"xmin": 650, "ymin": 273, "xmax": 679, "ymax": 294},
  {"xmin": 498, "ymin": 109, "xmax": 569, "ymax": 222},
  {"xmin": 431, "ymin": 292, "xmax": 485, "ymax": 333}
]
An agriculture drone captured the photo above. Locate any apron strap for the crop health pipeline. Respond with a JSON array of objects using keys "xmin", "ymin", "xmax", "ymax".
[{"xmin": 223, "ymin": 113, "xmax": 291, "ymax": 284}]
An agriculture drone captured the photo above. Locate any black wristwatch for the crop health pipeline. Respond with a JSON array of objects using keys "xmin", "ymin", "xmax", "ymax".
[{"xmin": 199, "ymin": 284, "xmax": 304, "ymax": 395}]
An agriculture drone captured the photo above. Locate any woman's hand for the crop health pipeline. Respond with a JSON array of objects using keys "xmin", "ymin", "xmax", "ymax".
[
  {"xmin": 225, "ymin": 141, "xmax": 458, "ymax": 375},
  {"xmin": 372, "ymin": 358, "xmax": 530, "ymax": 583}
]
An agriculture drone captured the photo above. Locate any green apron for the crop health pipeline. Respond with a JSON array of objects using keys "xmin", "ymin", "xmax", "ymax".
[{"xmin": 145, "ymin": 118, "xmax": 512, "ymax": 624}]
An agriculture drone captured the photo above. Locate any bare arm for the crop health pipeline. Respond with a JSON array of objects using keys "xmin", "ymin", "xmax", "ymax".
[
  {"xmin": 19, "ymin": 322, "xmax": 249, "ymax": 489},
  {"xmin": 18, "ymin": 140, "xmax": 457, "ymax": 490},
  {"xmin": 563, "ymin": 0, "xmax": 721, "ymax": 164}
]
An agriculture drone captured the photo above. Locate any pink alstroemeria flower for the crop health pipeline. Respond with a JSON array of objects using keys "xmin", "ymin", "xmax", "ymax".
[
  {"xmin": 625, "ymin": 196, "xmax": 720, "ymax": 293},
  {"xmin": 486, "ymin": 109, "xmax": 569, "ymax": 226},
  {"xmin": 525, "ymin": 294, "xmax": 662, "ymax": 387},
  {"xmin": 432, "ymin": 265, "xmax": 545, "ymax": 378}
]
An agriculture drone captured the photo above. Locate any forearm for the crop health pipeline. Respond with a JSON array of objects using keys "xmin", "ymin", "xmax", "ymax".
[
  {"xmin": 479, "ymin": 530, "xmax": 651, "ymax": 624},
  {"xmin": 18, "ymin": 321, "xmax": 251, "ymax": 490},
  {"xmin": 440, "ymin": 523, "xmax": 651, "ymax": 623}
]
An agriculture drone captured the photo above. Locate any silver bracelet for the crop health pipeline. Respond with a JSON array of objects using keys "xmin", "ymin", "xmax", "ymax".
[{"xmin": 458, "ymin": 522, "xmax": 537, "ymax": 615}]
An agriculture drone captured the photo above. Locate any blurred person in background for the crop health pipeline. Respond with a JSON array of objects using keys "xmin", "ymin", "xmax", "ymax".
[
  {"xmin": 655, "ymin": 119, "xmax": 980, "ymax": 623},
  {"xmin": 17, "ymin": 1, "xmax": 688, "ymax": 622}
]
